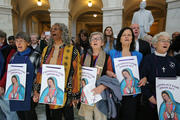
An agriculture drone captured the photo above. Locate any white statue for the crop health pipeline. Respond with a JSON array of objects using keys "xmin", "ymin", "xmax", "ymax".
[{"xmin": 132, "ymin": 1, "xmax": 154, "ymax": 39}]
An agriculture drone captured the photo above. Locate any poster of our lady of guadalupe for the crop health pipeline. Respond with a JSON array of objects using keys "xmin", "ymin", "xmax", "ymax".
[
  {"xmin": 39, "ymin": 64, "xmax": 65, "ymax": 106},
  {"xmin": 4, "ymin": 64, "xmax": 26, "ymax": 101},
  {"xmin": 114, "ymin": 56, "xmax": 141, "ymax": 96},
  {"xmin": 156, "ymin": 77, "xmax": 180, "ymax": 120},
  {"xmin": 80, "ymin": 66, "xmax": 102, "ymax": 105}
]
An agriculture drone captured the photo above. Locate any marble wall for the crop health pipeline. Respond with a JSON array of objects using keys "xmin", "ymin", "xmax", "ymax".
[
  {"xmin": 0, "ymin": 6, "xmax": 13, "ymax": 36},
  {"xmin": 166, "ymin": 0, "xmax": 180, "ymax": 35}
]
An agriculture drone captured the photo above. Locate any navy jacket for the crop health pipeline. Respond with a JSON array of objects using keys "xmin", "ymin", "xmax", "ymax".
[
  {"xmin": 140, "ymin": 53, "xmax": 180, "ymax": 99},
  {"xmin": 0, "ymin": 50, "xmax": 5, "ymax": 79},
  {"xmin": 9, "ymin": 48, "xmax": 40, "ymax": 111}
]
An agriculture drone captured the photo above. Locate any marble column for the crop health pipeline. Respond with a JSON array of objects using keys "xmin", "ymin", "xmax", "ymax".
[
  {"xmin": 49, "ymin": 9, "xmax": 69, "ymax": 27},
  {"xmin": 102, "ymin": 7, "xmax": 123, "ymax": 38},
  {"xmin": 0, "ymin": 5, "xmax": 13, "ymax": 36},
  {"xmin": 166, "ymin": 0, "xmax": 180, "ymax": 34}
]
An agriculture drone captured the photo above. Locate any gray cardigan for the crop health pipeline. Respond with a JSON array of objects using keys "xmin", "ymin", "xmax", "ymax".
[{"xmin": 96, "ymin": 75, "xmax": 122, "ymax": 119}]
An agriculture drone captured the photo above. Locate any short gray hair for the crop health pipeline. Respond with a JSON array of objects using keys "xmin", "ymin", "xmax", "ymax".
[
  {"xmin": 89, "ymin": 32, "xmax": 104, "ymax": 42},
  {"xmin": 30, "ymin": 33, "xmax": 39, "ymax": 39},
  {"xmin": 15, "ymin": 32, "xmax": 30, "ymax": 43},
  {"xmin": 52, "ymin": 23, "xmax": 70, "ymax": 45},
  {"xmin": 152, "ymin": 32, "xmax": 171, "ymax": 45}
]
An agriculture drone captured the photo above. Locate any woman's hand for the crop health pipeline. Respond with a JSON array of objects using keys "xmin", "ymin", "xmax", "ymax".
[
  {"xmin": 138, "ymin": 77, "xmax": 147, "ymax": 87},
  {"xmin": 148, "ymin": 96, "xmax": 157, "ymax": 105},
  {"xmin": 106, "ymin": 71, "xmax": 116, "ymax": 78},
  {"xmin": 72, "ymin": 99, "xmax": 79, "ymax": 107},
  {"xmin": 33, "ymin": 91, "xmax": 40, "ymax": 102},
  {"xmin": 91, "ymin": 85, "xmax": 107, "ymax": 95}
]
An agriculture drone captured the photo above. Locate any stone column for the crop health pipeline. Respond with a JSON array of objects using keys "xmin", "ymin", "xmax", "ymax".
[
  {"xmin": 48, "ymin": 0, "xmax": 70, "ymax": 27},
  {"xmin": 102, "ymin": 0, "xmax": 123, "ymax": 37},
  {"xmin": 166, "ymin": 0, "xmax": 180, "ymax": 34},
  {"xmin": 102, "ymin": 8, "xmax": 123, "ymax": 38},
  {"xmin": 0, "ymin": 5, "xmax": 13, "ymax": 36},
  {"xmin": 49, "ymin": 9, "xmax": 69, "ymax": 26}
]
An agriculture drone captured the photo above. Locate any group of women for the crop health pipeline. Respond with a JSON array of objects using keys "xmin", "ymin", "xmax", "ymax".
[{"xmin": 0, "ymin": 23, "xmax": 180, "ymax": 120}]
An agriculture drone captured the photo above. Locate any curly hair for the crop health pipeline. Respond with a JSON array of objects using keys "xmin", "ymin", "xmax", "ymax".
[{"xmin": 53, "ymin": 23, "xmax": 70, "ymax": 45}]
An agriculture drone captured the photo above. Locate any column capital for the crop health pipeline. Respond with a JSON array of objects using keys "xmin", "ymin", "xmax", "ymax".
[
  {"xmin": 102, "ymin": 7, "xmax": 123, "ymax": 17},
  {"xmin": 166, "ymin": 0, "xmax": 180, "ymax": 9},
  {"xmin": 49, "ymin": 9, "xmax": 69, "ymax": 17},
  {"xmin": 0, "ymin": 5, "xmax": 12, "ymax": 15}
]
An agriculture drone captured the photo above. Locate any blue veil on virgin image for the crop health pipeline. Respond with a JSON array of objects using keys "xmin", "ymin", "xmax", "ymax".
[
  {"xmin": 39, "ymin": 76, "xmax": 64, "ymax": 105},
  {"xmin": 4, "ymin": 75, "xmax": 25, "ymax": 100},
  {"xmin": 159, "ymin": 90, "xmax": 180, "ymax": 120},
  {"xmin": 120, "ymin": 68, "xmax": 141, "ymax": 95}
]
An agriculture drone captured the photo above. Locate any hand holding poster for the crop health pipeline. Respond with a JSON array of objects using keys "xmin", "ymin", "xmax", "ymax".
[
  {"xmin": 80, "ymin": 66, "xmax": 102, "ymax": 105},
  {"xmin": 4, "ymin": 64, "xmax": 26, "ymax": 101},
  {"xmin": 156, "ymin": 77, "xmax": 180, "ymax": 120},
  {"xmin": 39, "ymin": 64, "xmax": 65, "ymax": 106},
  {"xmin": 114, "ymin": 56, "xmax": 141, "ymax": 96}
]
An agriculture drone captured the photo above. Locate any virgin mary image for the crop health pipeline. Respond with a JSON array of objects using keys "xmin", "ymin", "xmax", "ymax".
[
  {"xmin": 4, "ymin": 75, "xmax": 25, "ymax": 100},
  {"xmin": 80, "ymin": 78, "xmax": 88, "ymax": 104},
  {"xmin": 159, "ymin": 90, "xmax": 180, "ymax": 120},
  {"xmin": 39, "ymin": 77, "xmax": 64, "ymax": 105},
  {"xmin": 120, "ymin": 68, "xmax": 141, "ymax": 95}
]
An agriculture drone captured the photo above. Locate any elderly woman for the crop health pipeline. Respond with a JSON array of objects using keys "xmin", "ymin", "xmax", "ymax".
[
  {"xmin": 109, "ymin": 27, "xmax": 144, "ymax": 120},
  {"xmin": 33, "ymin": 23, "xmax": 81, "ymax": 120},
  {"xmin": 2, "ymin": 32, "xmax": 40, "ymax": 120},
  {"xmin": 140, "ymin": 32, "xmax": 180, "ymax": 120},
  {"xmin": 79, "ymin": 32, "xmax": 114, "ymax": 120}
]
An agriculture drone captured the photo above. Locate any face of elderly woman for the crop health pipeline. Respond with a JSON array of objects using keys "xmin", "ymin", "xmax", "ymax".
[
  {"xmin": 50, "ymin": 25, "xmax": 62, "ymax": 40},
  {"xmin": 90, "ymin": 34, "xmax": 104, "ymax": 50},
  {"xmin": 155, "ymin": 35, "xmax": 171, "ymax": 54},
  {"xmin": 120, "ymin": 29, "xmax": 133, "ymax": 46}
]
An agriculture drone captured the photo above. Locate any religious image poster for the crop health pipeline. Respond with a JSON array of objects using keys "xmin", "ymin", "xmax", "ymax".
[
  {"xmin": 81, "ymin": 66, "xmax": 101, "ymax": 105},
  {"xmin": 114, "ymin": 56, "xmax": 141, "ymax": 96},
  {"xmin": 4, "ymin": 64, "xmax": 27, "ymax": 101},
  {"xmin": 39, "ymin": 64, "xmax": 65, "ymax": 106},
  {"xmin": 156, "ymin": 77, "xmax": 180, "ymax": 120}
]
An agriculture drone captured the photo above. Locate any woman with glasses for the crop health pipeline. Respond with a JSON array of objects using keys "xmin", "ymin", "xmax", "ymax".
[{"xmin": 140, "ymin": 32, "xmax": 180, "ymax": 120}]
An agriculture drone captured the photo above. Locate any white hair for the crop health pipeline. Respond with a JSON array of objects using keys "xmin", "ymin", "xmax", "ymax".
[
  {"xmin": 89, "ymin": 32, "xmax": 104, "ymax": 42},
  {"xmin": 152, "ymin": 32, "xmax": 171, "ymax": 45}
]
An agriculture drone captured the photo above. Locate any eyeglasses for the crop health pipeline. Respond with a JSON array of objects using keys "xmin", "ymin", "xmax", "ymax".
[
  {"xmin": 91, "ymin": 37, "xmax": 102, "ymax": 41},
  {"xmin": 158, "ymin": 39, "xmax": 171, "ymax": 43},
  {"xmin": 15, "ymin": 40, "xmax": 26, "ymax": 43}
]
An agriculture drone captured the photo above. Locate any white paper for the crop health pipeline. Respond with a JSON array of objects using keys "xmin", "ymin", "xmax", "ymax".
[
  {"xmin": 4, "ymin": 64, "xmax": 27, "ymax": 101},
  {"xmin": 80, "ymin": 66, "xmax": 102, "ymax": 105},
  {"xmin": 83, "ymin": 83, "xmax": 102, "ymax": 105},
  {"xmin": 156, "ymin": 77, "xmax": 180, "ymax": 120},
  {"xmin": 114, "ymin": 56, "xmax": 141, "ymax": 95},
  {"xmin": 39, "ymin": 64, "xmax": 65, "ymax": 105}
]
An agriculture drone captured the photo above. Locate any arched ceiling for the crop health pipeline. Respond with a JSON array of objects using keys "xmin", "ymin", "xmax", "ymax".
[
  {"xmin": 69, "ymin": 0, "xmax": 103, "ymax": 19},
  {"xmin": 11, "ymin": 0, "xmax": 50, "ymax": 18}
]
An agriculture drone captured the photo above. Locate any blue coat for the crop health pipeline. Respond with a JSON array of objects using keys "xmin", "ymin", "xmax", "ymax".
[{"xmin": 109, "ymin": 49, "xmax": 143, "ymax": 72}]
